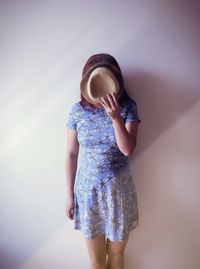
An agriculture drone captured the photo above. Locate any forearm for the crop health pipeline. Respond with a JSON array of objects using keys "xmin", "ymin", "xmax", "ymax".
[
  {"xmin": 112, "ymin": 116, "xmax": 135, "ymax": 156},
  {"xmin": 65, "ymin": 154, "xmax": 78, "ymax": 199}
]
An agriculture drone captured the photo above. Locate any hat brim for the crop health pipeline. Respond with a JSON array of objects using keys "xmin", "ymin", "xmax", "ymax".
[{"xmin": 80, "ymin": 62, "xmax": 124, "ymax": 105}]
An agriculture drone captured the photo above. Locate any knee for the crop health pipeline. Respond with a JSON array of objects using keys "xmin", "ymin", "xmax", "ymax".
[
  {"xmin": 108, "ymin": 251, "xmax": 124, "ymax": 261},
  {"xmin": 90, "ymin": 257, "xmax": 106, "ymax": 269},
  {"xmin": 107, "ymin": 248, "xmax": 125, "ymax": 263}
]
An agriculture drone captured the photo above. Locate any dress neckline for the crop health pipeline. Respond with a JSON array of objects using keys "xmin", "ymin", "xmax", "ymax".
[{"xmin": 78, "ymin": 101, "xmax": 105, "ymax": 112}]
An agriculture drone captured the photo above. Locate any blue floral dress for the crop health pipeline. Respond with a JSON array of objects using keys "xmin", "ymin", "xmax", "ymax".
[{"xmin": 66, "ymin": 98, "xmax": 141, "ymax": 241}]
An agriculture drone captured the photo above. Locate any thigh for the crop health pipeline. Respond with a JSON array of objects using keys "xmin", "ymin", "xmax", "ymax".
[
  {"xmin": 107, "ymin": 235, "xmax": 129, "ymax": 256},
  {"xmin": 85, "ymin": 234, "xmax": 107, "ymax": 262}
]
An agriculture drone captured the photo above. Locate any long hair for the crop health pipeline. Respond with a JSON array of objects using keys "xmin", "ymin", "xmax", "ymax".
[{"xmin": 79, "ymin": 53, "xmax": 133, "ymax": 110}]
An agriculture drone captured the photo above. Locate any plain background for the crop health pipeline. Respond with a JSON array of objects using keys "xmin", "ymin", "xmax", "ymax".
[{"xmin": 1, "ymin": 0, "xmax": 200, "ymax": 268}]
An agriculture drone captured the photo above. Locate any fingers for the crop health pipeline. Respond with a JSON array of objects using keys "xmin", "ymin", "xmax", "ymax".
[
  {"xmin": 68, "ymin": 209, "xmax": 74, "ymax": 219},
  {"xmin": 100, "ymin": 96, "xmax": 109, "ymax": 111},
  {"xmin": 101, "ymin": 95, "xmax": 110, "ymax": 108},
  {"xmin": 100, "ymin": 100, "xmax": 107, "ymax": 110},
  {"xmin": 100, "ymin": 93, "xmax": 116, "ymax": 109},
  {"xmin": 66, "ymin": 208, "xmax": 74, "ymax": 219},
  {"xmin": 106, "ymin": 93, "xmax": 115, "ymax": 109},
  {"xmin": 111, "ymin": 92, "xmax": 118, "ymax": 107}
]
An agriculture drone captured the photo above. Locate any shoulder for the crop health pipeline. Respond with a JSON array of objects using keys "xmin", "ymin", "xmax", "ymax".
[
  {"xmin": 69, "ymin": 101, "xmax": 81, "ymax": 113},
  {"xmin": 120, "ymin": 98, "xmax": 137, "ymax": 111},
  {"xmin": 67, "ymin": 102, "xmax": 82, "ymax": 124}
]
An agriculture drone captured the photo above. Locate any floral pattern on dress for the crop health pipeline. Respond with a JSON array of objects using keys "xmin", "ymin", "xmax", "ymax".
[{"xmin": 66, "ymin": 98, "xmax": 141, "ymax": 241}]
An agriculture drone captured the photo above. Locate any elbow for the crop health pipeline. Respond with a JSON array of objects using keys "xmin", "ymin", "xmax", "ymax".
[
  {"xmin": 66, "ymin": 152, "xmax": 79, "ymax": 161},
  {"xmin": 125, "ymin": 149, "xmax": 134, "ymax": 157},
  {"xmin": 70, "ymin": 152, "xmax": 79, "ymax": 158},
  {"xmin": 124, "ymin": 144, "xmax": 136, "ymax": 157}
]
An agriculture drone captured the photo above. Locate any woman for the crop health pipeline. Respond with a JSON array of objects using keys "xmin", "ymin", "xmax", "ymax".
[{"xmin": 65, "ymin": 53, "xmax": 141, "ymax": 269}]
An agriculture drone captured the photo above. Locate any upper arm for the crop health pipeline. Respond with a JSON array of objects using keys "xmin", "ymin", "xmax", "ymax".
[
  {"xmin": 66, "ymin": 128, "xmax": 79, "ymax": 157},
  {"xmin": 125, "ymin": 121, "xmax": 139, "ymax": 145},
  {"xmin": 66, "ymin": 103, "xmax": 79, "ymax": 157},
  {"xmin": 124, "ymin": 99, "xmax": 141, "ymax": 146}
]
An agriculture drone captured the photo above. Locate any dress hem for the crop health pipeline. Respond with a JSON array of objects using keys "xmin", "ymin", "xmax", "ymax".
[{"xmin": 73, "ymin": 219, "xmax": 139, "ymax": 242}]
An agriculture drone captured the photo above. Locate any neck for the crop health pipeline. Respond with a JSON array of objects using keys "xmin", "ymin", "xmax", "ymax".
[{"xmin": 93, "ymin": 103, "xmax": 103, "ymax": 108}]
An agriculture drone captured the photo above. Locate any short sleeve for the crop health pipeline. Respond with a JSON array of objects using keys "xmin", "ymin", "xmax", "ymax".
[
  {"xmin": 66, "ymin": 103, "xmax": 77, "ymax": 130},
  {"xmin": 125, "ymin": 99, "xmax": 141, "ymax": 124}
]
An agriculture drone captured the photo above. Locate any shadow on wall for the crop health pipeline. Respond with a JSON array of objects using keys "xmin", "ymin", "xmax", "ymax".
[
  {"xmin": 123, "ymin": 70, "xmax": 200, "ymax": 269},
  {"xmin": 125, "ymin": 70, "xmax": 200, "ymax": 158}
]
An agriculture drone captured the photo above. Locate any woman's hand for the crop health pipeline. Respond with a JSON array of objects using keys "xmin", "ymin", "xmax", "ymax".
[
  {"xmin": 66, "ymin": 197, "xmax": 74, "ymax": 220},
  {"xmin": 99, "ymin": 92, "xmax": 121, "ymax": 121}
]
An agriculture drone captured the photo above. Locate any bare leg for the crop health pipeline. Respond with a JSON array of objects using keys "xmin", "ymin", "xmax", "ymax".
[
  {"xmin": 106, "ymin": 235, "xmax": 129, "ymax": 269},
  {"xmin": 85, "ymin": 233, "xmax": 107, "ymax": 269}
]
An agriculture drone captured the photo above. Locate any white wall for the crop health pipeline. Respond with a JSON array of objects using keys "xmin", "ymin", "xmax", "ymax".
[{"xmin": 1, "ymin": 0, "xmax": 200, "ymax": 268}]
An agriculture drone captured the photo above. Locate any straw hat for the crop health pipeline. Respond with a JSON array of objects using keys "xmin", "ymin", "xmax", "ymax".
[{"xmin": 80, "ymin": 53, "xmax": 124, "ymax": 106}]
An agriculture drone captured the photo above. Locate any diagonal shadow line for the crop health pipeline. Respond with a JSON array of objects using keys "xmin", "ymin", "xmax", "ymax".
[{"xmin": 125, "ymin": 70, "xmax": 200, "ymax": 161}]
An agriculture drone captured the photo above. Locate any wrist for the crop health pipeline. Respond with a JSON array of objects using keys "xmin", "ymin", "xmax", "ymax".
[
  {"xmin": 67, "ymin": 195, "xmax": 74, "ymax": 202},
  {"xmin": 112, "ymin": 114, "xmax": 123, "ymax": 124},
  {"xmin": 66, "ymin": 190, "xmax": 74, "ymax": 199}
]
